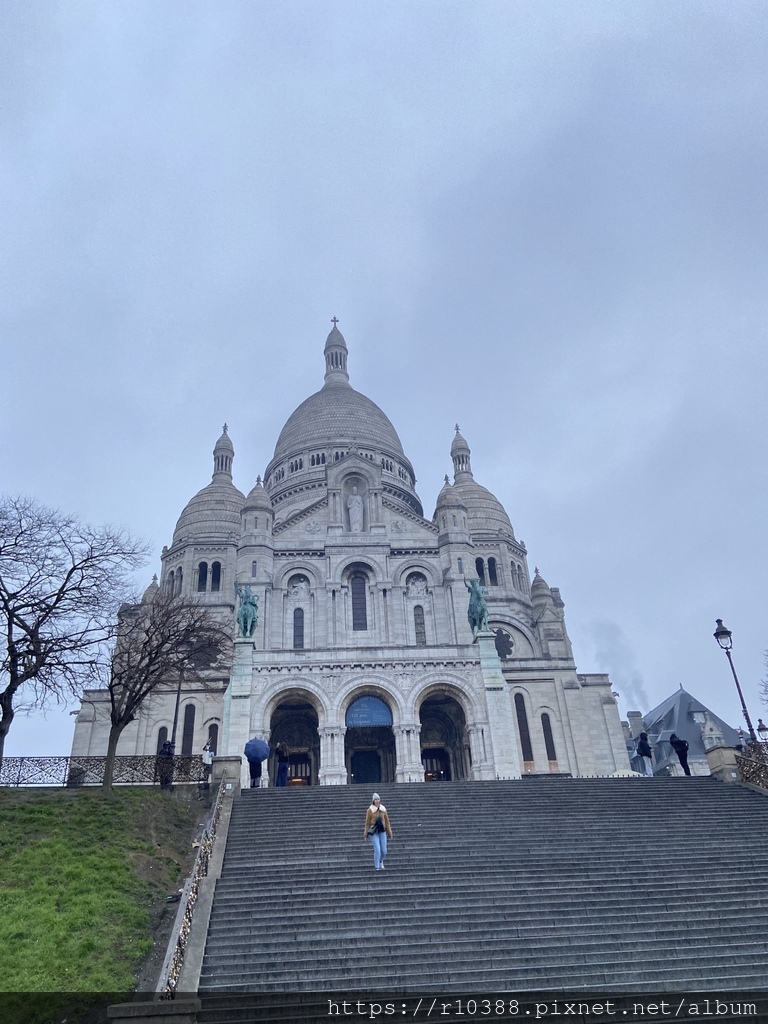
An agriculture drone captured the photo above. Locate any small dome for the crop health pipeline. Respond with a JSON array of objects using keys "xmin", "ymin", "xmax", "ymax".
[
  {"xmin": 452, "ymin": 478, "xmax": 513, "ymax": 534},
  {"xmin": 451, "ymin": 425, "xmax": 470, "ymax": 458},
  {"xmin": 244, "ymin": 476, "xmax": 272, "ymax": 512},
  {"xmin": 141, "ymin": 575, "xmax": 159, "ymax": 604},
  {"xmin": 172, "ymin": 427, "xmax": 245, "ymax": 544},
  {"xmin": 435, "ymin": 475, "xmax": 467, "ymax": 511},
  {"xmin": 215, "ymin": 424, "xmax": 234, "ymax": 454},
  {"xmin": 530, "ymin": 568, "xmax": 553, "ymax": 606},
  {"xmin": 172, "ymin": 479, "xmax": 246, "ymax": 545}
]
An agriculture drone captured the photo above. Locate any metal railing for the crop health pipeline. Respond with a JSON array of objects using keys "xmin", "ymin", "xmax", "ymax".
[
  {"xmin": 0, "ymin": 754, "xmax": 207, "ymax": 787},
  {"xmin": 156, "ymin": 772, "xmax": 228, "ymax": 998},
  {"xmin": 736, "ymin": 742, "xmax": 768, "ymax": 791}
]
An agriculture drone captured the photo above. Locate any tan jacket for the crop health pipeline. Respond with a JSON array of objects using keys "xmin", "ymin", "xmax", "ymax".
[{"xmin": 364, "ymin": 804, "xmax": 393, "ymax": 839}]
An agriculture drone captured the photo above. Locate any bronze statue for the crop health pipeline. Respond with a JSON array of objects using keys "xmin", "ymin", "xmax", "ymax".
[
  {"xmin": 235, "ymin": 583, "xmax": 259, "ymax": 638},
  {"xmin": 464, "ymin": 578, "xmax": 489, "ymax": 636}
]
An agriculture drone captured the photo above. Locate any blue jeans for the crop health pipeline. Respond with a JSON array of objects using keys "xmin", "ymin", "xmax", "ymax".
[{"xmin": 371, "ymin": 831, "xmax": 388, "ymax": 869}]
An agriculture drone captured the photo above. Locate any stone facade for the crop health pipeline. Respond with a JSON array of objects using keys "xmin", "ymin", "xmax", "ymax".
[{"xmin": 71, "ymin": 324, "xmax": 628, "ymax": 787}]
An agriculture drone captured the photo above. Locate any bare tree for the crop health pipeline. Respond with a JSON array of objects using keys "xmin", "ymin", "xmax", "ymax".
[
  {"xmin": 0, "ymin": 496, "xmax": 147, "ymax": 764},
  {"xmin": 100, "ymin": 586, "xmax": 230, "ymax": 790}
]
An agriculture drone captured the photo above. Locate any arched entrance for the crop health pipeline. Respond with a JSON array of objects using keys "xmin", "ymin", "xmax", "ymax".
[
  {"xmin": 268, "ymin": 695, "xmax": 320, "ymax": 785},
  {"xmin": 419, "ymin": 694, "xmax": 469, "ymax": 781},
  {"xmin": 344, "ymin": 695, "xmax": 396, "ymax": 784}
]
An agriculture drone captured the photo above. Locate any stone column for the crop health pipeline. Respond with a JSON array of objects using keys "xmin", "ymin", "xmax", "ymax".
[
  {"xmin": 395, "ymin": 723, "xmax": 424, "ymax": 782},
  {"xmin": 466, "ymin": 721, "xmax": 495, "ymax": 780},
  {"xmin": 318, "ymin": 725, "xmax": 348, "ymax": 785},
  {"xmin": 221, "ymin": 637, "xmax": 254, "ymax": 791},
  {"xmin": 377, "ymin": 584, "xmax": 390, "ymax": 643},
  {"xmin": 475, "ymin": 630, "xmax": 522, "ymax": 779},
  {"xmin": 328, "ymin": 489, "xmax": 343, "ymax": 535}
]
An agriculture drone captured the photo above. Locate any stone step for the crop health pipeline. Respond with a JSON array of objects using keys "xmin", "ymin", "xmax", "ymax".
[
  {"xmin": 204, "ymin": 916, "xmax": 759, "ymax": 947},
  {"xmin": 200, "ymin": 930, "xmax": 768, "ymax": 968},
  {"xmin": 199, "ymin": 945, "xmax": 768, "ymax": 988},
  {"xmin": 212, "ymin": 862, "xmax": 768, "ymax": 886},
  {"xmin": 200, "ymin": 779, "xmax": 768, "ymax": 996},
  {"xmin": 207, "ymin": 886, "xmax": 768, "ymax": 915}
]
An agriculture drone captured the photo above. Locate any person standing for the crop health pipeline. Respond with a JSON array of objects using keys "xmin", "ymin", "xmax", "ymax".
[
  {"xmin": 363, "ymin": 793, "xmax": 393, "ymax": 871},
  {"xmin": 636, "ymin": 732, "xmax": 654, "ymax": 777},
  {"xmin": 275, "ymin": 743, "xmax": 290, "ymax": 787},
  {"xmin": 157, "ymin": 740, "xmax": 174, "ymax": 790},
  {"xmin": 244, "ymin": 737, "xmax": 269, "ymax": 788},
  {"xmin": 202, "ymin": 740, "xmax": 213, "ymax": 782},
  {"xmin": 669, "ymin": 733, "xmax": 691, "ymax": 776},
  {"xmin": 247, "ymin": 756, "xmax": 262, "ymax": 788}
]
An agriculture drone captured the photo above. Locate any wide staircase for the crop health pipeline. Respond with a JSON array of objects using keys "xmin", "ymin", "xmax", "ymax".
[{"xmin": 197, "ymin": 778, "xmax": 768, "ymax": 1019}]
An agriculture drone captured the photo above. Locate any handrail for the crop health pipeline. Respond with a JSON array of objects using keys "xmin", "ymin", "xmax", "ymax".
[
  {"xmin": 156, "ymin": 772, "xmax": 228, "ymax": 999},
  {"xmin": 736, "ymin": 742, "xmax": 768, "ymax": 790},
  {"xmin": 0, "ymin": 754, "xmax": 207, "ymax": 787}
]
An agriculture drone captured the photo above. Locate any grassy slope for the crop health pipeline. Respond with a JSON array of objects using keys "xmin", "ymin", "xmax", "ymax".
[{"xmin": 0, "ymin": 787, "xmax": 201, "ymax": 1021}]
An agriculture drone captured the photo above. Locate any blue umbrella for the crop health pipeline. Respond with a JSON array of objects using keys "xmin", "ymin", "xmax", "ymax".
[{"xmin": 244, "ymin": 737, "xmax": 270, "ymax": 762}]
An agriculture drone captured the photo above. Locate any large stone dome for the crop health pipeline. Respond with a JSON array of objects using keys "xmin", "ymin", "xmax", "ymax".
[
  {"xmin": 272, "ymin": 383, "xmax": 406, "ymax": 463},
  {"xmin": 264, "ymin": 324, "xmax": 421, "ymax": 516}
]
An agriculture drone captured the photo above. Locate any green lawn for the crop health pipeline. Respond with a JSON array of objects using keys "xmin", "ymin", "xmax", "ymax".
[{"xmin": 0, "ymin": 786, "xmax": 201, "ymax": 1023}]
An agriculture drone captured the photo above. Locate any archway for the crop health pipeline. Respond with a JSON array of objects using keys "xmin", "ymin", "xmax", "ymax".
[
  {"xmin": 268, "ymin": 695, "xmax": 320, "ymax": 785},
  {"xmin": 419, "ymin": 694, "xmax": 469, "ymax": 781},
  {"xmin": 344, "ymin": 694, "xmax": 396, "ymax": 784}
]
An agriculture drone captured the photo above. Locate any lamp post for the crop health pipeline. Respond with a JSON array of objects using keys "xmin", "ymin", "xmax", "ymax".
[
  {"xmin": 713, "ymin": 619, "xmax": 757, "ymax": 744},
  {"xmin": 757, "ymin": 719, "xmax": 768, "ymax": 744},
  {"xmin": 169, "ymin": 667, "xmax": 184, "ymax": 753}
]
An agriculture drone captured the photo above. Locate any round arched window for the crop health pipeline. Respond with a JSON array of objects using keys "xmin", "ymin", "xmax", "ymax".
[{"xmin": 345, "ymin": 695, "xmax": 393, "ymax": 727}]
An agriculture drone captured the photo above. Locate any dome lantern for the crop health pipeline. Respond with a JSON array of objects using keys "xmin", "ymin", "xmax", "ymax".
[
  {"xmin": 451, "ymin": 424, "xmax": 473, "ymax": 480},
  {"xmin": 324, "ymin": 317, "xmax": 350, "ymax": 386},
  {"xmin": 213, "ymin": 423, "xmax": 234, "ymax": 480}
]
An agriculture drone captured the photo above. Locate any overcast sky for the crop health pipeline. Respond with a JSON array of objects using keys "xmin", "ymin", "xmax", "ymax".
[{"xmin": 2, "ymin": 1, "xmax": 767, "ymax": 759}]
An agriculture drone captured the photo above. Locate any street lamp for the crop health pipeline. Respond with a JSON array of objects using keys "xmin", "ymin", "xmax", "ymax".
[
  {"xmin": 713, "ymin": 619, "xmax": 758, "ymax": 744},
  {"xmin": 169, "ymin": 666, "xmax": 184, "ymax": 753},
  {"xmin": 757, "ymin": 719, "xmax": 768, "ymax": 744}
]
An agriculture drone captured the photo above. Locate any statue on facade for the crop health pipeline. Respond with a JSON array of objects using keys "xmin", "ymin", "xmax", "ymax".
[
  {"xmin": 235, "ymin": 583, "xmax": 259, "ymax": 638},
  {"xmin": 407, "ymin": 574, "xmax": 427, "ymax": 597},
  {"xmin": 464, "ymin": 578, "xmax": 489, "ymax": 636},
  {"xmin": 347, "ymin": 486, "xmax": 364, "ymax": 532}
]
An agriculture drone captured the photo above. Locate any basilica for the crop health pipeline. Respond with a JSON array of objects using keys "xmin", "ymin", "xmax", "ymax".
[{"xmin": 71, "ymin": 323, "xmax": 628, "ymax": 786}]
